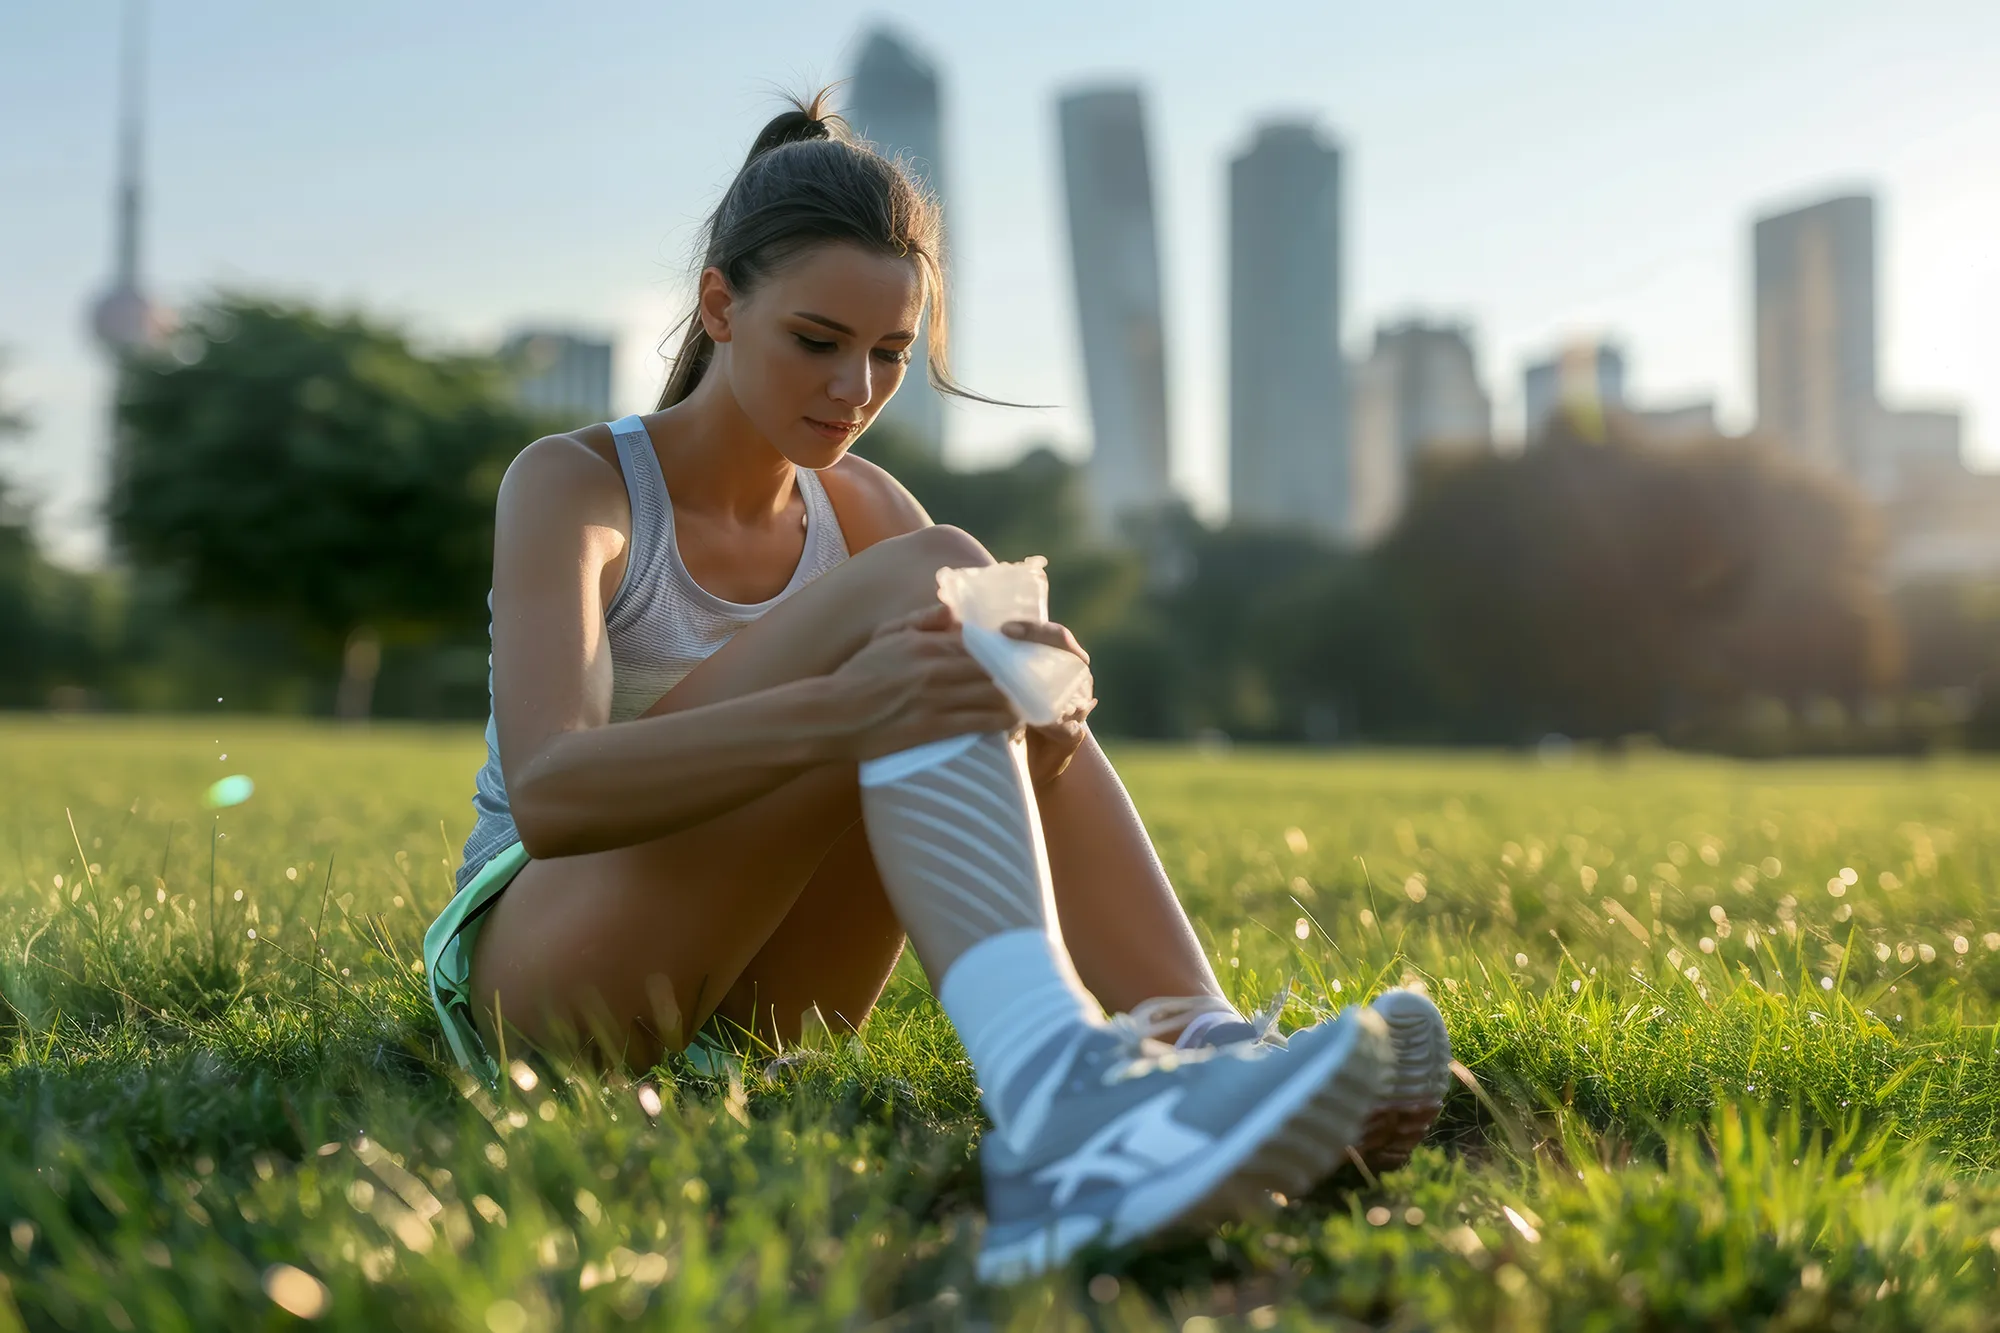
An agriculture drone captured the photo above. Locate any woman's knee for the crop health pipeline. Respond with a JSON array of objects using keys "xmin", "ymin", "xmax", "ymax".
[
  {"xmin": 887, "ymin": 524, "xmax": 994, "ymax": 573},
  {"xmin": 862, "ymin": 525, "xmax": 994, "ymax": 610}
]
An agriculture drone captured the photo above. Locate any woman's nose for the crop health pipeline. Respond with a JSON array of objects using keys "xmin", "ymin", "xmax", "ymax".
[{"xmin": 827, "ymin": 355, "xmax": 873, "ymax": 409}]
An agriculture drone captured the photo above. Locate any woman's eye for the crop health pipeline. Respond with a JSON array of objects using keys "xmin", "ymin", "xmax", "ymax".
[
  {"xmin": 794, "ymin": 334, "xmax": 836, "ymax": 353},
  {"xmin": 875, "ymin": 349, "xmax": 911, "ymax": 365}
]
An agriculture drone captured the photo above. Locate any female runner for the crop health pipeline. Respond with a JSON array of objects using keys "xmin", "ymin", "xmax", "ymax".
[{"xmin": 423, "ymin": 91, "xmax": 1448, "ymax": 1281}]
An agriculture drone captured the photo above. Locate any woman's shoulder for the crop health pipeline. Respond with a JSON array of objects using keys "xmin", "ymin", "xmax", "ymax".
[
  {"xmin": 494, "ymin": 425, "xmax": 634, "ymax": 556},
  {"xmin": 819, "ymin": 449, "xmax": 932, "ymax": 552},
  {"xmin": 499, "ymin": 426, "xmax": 628, "ymax": 515}
]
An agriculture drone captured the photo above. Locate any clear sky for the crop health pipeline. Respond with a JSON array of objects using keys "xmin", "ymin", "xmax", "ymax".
[{"xmin": 4, "ymin": 1, "xmax": 1996, "ymax": 564}]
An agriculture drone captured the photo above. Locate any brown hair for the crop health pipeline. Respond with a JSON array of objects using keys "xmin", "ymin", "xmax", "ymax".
[{"xmin": 656, "ymin": 88, "xmax": 1000, "ymax": 412}]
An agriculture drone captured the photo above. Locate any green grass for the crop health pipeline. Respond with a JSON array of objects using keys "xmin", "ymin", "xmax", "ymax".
[{"xmin": 2, "ymin": 715, "xmax": 1998, "ymax": 1331}]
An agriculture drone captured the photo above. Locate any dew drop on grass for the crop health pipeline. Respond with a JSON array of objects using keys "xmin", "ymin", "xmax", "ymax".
[
  {"xmin": 1918, "ymin": 943, "xmax": 1937, "ymax": 963},
  {"xmin": 1820, "ymin": 976, "xmax": 1834, "ymax": 991},
  {"xmin": 1501, "ymin": 1205, "xmax": 1540, "ymax": 1243},
  {"xmin": 1953, "ymin": 936, "xmax": 1969, "ymax": 954},
  {"xmin": 1295, "ymin": 918, "xmax": 1310, "ymax": 940},
  {"xmin": 1515, "ymin": 953, "xmax": 1528, "ymax": 968},
  {"xmin": 1366, "ymin": 1206, "xmax": 1392, "ymax": 1226},
  {"xmin": 285, "ymin": 867, "xmax": 297, "ymax": 881},
  {"xmin": 261, "ymin": 1263, "xmax": 329, "ymax": 1320}
]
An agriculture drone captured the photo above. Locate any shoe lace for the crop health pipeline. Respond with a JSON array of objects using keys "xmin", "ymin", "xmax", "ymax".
[{"xmin": 1105, "ymin": 981, "xmax": 1293, "ymax": 1051}]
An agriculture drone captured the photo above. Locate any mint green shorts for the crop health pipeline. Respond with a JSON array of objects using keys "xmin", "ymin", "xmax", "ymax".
[{"xmin": 423, "ymin": 841, "xmax": 531, "ymax": 1085}]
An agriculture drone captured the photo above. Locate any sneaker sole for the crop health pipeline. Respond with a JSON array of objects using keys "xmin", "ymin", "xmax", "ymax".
[
  {"xmin": 1357, "ymin": 989, "xmax": 1451, "ymax": 1171},
  {"xmin": 974, "ymin": 1009, "xmax": 1391, "ymax": 1283}
]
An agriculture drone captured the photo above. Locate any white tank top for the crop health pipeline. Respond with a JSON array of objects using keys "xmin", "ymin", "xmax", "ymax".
[{"xmin": 457, "ymin": 414, "xmax": 851, "ymax": 886}]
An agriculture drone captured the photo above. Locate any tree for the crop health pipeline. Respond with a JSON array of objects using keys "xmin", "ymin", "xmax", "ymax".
[
  {"xmin": 1372, "ymin": 411, "xmax": 1900, "ymax": 743},
  {"xmin": 108, "ymin": 298, "xmax": 538, "ymax": 715}
]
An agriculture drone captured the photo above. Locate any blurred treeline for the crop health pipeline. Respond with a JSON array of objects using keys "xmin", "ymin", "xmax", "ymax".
[{"xmin": 3, "ymin": 296, "xmax": 1997, "ymax": 753}]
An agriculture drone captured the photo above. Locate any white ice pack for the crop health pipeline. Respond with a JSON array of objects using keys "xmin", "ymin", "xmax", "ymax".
[{"xmin": 935, "ymin": 557, "xmax": 1092, "ymax": 727}]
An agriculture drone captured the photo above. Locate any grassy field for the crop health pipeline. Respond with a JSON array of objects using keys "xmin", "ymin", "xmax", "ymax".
[{"xmin": 0, "ymin": 715, "xmax": 1997, "ymax": 1331}]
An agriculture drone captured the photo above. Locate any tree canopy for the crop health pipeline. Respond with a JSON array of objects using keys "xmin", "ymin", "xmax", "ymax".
[{"xmin": 109, "ymin": 298, "xmax": 537, "ymax": 654}]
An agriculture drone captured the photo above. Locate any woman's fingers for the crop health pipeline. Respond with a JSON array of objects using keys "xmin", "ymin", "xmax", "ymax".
[{"xmin": 1000, "ymin": 619, "xmax": 1089, "ymax": 664}]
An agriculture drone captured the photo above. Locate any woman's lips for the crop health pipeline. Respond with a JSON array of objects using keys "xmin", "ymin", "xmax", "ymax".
[{"xmin": 804, "ymin": 416, "xmax": 859, "ymax": 442}]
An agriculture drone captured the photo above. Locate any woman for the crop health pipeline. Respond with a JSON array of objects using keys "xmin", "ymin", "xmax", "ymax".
[{"xmin": 424, "ymin": 92, "xmax": 1449, "ymax": 1281}]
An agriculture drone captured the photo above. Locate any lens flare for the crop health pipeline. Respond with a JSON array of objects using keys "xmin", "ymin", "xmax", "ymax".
[{"xmin": 203, "ymin": 774, "xmax": 255, "ymax": 809}]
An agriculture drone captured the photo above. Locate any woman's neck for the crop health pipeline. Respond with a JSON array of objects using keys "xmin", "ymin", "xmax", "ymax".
[{"xmin": 649, "ymin": 369, "xmax": 797, "ymax": 525}]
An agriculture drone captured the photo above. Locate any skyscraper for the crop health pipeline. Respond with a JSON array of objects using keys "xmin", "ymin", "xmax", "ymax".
[
  {"xmin": 88, "ymin": 0, "xmax": 171, "ymax": 357},
  {"xmin": 501, "ymin": 330, "xmax": 615, "ymax": 423},
  {"xmin": 1753, "ymin": 193, "xmax": 1878, "ymax": 482},
  {"xmin": 1228, "ymin": 122, "xmax": 1347, "ymax": 539},
  {"xmin": 1058, "ymin": 86, "xmax": 1174, "ymax": 537},
  {"xmin": 1350, "ymin": 320, "xmax": 1490, "ymax": 542},
  {"xmin": 846, "ymin": 27, "xmax": 946, "ymax": 460},
  {"xmin": 1522, "ymin": 340, "xmax": 1628, "ymax": 442}
]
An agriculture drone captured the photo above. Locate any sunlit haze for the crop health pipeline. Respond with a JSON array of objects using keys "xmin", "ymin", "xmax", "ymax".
[{"xmin": 4, "ymin": 0, "xmax": 1996, "ymax": 564}]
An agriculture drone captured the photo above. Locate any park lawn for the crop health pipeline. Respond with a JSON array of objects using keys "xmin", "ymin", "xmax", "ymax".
[{"xmin": 0, "ymin": 715, "xmax": 1997, "ymax": 1331}]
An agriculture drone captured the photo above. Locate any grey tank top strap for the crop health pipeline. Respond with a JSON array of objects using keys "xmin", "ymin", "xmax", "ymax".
[{"xmin": 454, "ymin": 414, "xmax": 851, "ymax": 891}]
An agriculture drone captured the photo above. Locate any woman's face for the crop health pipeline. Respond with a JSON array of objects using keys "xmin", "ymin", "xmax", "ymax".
[{"xmin": 701, "ymin": 241, "xmax": 924, "ymax": 469}]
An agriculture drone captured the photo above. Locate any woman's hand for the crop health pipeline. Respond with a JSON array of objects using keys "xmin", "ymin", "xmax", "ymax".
[
  {"xmin": 830, "ymin": 604, "xmax": 1022, "ymax": 760},
  {"xmin": 1002, "ymin": 619, "xmax": 1098, "ymax": 786}
]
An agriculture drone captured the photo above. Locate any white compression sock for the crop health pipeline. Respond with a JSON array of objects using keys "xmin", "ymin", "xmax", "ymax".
[{"xmin": 859, "ymin": 732, "xmax": 1102, "ymax": 1134}]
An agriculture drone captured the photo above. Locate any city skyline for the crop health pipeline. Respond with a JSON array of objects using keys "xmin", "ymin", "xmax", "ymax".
[{"xmin": 4, "ymin": 2, "xmax": 1996, "ymax": 565}]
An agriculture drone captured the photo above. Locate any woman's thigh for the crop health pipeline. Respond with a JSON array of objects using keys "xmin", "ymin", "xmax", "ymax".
[
  {"xmin": 713, "ymin": 818, "xmax": 906, "ymax": 1043},
  {"xmin": 467, "ymin": 525, "xmax": 989, "ymax": 1065}
]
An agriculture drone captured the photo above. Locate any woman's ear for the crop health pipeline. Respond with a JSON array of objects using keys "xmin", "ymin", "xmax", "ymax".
[{"xmin": 697, "ymin": 267, "xmax": 735, "ymax": 344}]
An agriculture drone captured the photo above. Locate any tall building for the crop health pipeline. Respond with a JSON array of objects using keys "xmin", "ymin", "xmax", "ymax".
[
  {"xmin": 1628, "ymin": 400, "xmax": 1718, "ymax": 446},
  {"xmin": 1058, "ymin": 86, "xmax": 1175, "ymax": 537},
  {"xmin": 1753, "ymin": 193, "xmax": 1878, "ymax": 483},
  {"xmin": 1523, "ymin": 340, "xmax": 1627, "ymax": 442},
  {"xmin": 846, "ymin": 27, "xmax": 947, "ymax": 459},
  {"xmin": 1874, "ymin": 405, "xmax": 1963, "ymax": 478},
  {"xmin": 1350, "ymin": 320, "xmax": 1490, "ymax": 542},
  {"xmin": 88, "ymin": 0, "xmax": 171, "ymax": 357},
  {"xmin": 1228, "ymin": 122, "xmax": 1348, "ymax": 540},
  {"xmin": 501, "ymin": 330, "xmax": 614, "ymax": 423}
]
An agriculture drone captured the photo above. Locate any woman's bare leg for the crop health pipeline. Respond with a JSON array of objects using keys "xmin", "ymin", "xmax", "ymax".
[
  {"xmin": 1038, "ymin": 735, "xmax": 1226, "ymax": 1015},
  {"xmin": 713, "ymin": 819, "xmax": 905, "ymax": 1042}
]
